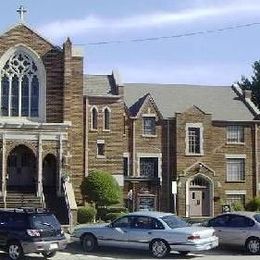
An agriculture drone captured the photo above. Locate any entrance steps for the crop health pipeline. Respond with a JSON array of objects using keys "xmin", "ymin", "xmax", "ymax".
[{"xmin": 4, "ymin": 192, "xmax": 43, "ymax": 209}]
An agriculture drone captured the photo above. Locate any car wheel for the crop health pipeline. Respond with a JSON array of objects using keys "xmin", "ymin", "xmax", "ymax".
[
  {"xmin": 246, "ymin": 237, "xmax": 260, "ymax": 255},
  {"xmin": 82, "ymin": 234, "xmax": 97, "ymax": 252},
  {"xmin": 8, "ymin": 242, "xmax": 24, "ymax": 260},
  {"xmin": 42, "ymin": 251, "xmax": 57, "ymax": 258},
  {"xmin": 150, "ymin": 239, "xmax": 170, "ymax": 258},
  {"xmin": 179, "ymin": 251, "xmax": 189, "ymax": 256}
]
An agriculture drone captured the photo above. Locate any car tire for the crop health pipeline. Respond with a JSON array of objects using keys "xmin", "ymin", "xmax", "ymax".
[
  {"xmin": 246, "ymin": 237, "xmax": 260, "ymax": 255},
  {"xmin": 150, "ymin": 239, "xmax": 170, "ymax": 258},
  {"xmin": 82, "ymin": 234, "xmax": 97, "ymax": 252},
  {"xmin": 42, "ymin": 251, "xmax": 57, "ymax": 258},
  {"xmin": 8, "ymin": 242, "xmax": 24, "ymax": 260},
  {"xmin": 179, "ymin": 251, "xmax": 189, "ymax": 256}
]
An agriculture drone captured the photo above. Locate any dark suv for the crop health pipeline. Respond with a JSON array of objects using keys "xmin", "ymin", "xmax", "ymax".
[{"xmin": 0, "ymin": 208, "xmax": 67, "ymax": 259}]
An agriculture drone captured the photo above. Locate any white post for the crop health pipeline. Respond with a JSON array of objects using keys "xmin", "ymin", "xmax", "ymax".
[
  {"xmin": 37, "ymin": 134, "xmax": 42, "ymax": 197},
  {"xmin": 58, "ymin": 134, "xmax": 63, "ymax": 196}
]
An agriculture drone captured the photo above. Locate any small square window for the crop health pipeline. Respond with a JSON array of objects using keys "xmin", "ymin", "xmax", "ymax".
[
  {"xmin": 97, "ymin": 143, "xmax": 105, "ymax": 156},
  {"xmin": 227, "ymin": 126, "xmax": 244, "ymax": 143}
]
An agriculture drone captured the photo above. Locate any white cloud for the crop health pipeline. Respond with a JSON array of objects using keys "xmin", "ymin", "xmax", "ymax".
[{"xmin": 38, "ymin": 1, "xmax": 260, "ymax": 40}]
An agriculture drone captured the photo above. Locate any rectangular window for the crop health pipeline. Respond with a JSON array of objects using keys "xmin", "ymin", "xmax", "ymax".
[
  {"xmin": 143, "ymin": 117, "xmax": 156, "ymax": 136},
  {"xmin": 97, "ymin": 140, "xmax": 105, "ymax": 157},
  {"xmin": 226, "ymin": 158, "xmax": 245, "ymax": 181},
  {"xmin": 123, "ymin": 157, "xmax": 129, "ymax": 176},
  {"xmin": 188, "ymin": 127, "xmax": 201, "ymax": 154},
  {"xmin": 140, "ymin": 157, "xmax": 158, "ymax": 178},
  {"xmin": 226, "ymin": 194, "xmax": 245, "ymax": 207},
  {"xmin": 227, "ymin": 126, "xmax": 244, "ymax": 143}
]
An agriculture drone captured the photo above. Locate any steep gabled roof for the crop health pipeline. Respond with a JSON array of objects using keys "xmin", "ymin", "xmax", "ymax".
[{"xmin": 124, "ymin": 83, "xmax": 255, "ymax": 121}]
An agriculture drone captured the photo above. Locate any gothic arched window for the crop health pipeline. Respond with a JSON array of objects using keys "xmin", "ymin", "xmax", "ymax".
[
  {"xmin": 91, "ymin": 106, "xmax": 98, "ymax": 130},
  {"xmin": 103, "ymin": 107, "xmax": 110, "ymax": 130},
  {"xmin": 0, "ymin": 51, "xmax": 40, "ymax": 118}
]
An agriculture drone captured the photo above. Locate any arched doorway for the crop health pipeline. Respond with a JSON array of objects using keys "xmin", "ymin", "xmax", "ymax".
[
  {"xmin": 188, "ymin": 175, "xmax": 212, "ymax": 217},
  {"xmin": 42, "ymin": 154, "xmax": 57, "ymax": 194},
  {"xmin": 7, "ymin": 145, "xmax": 36, "ymax": 192}
]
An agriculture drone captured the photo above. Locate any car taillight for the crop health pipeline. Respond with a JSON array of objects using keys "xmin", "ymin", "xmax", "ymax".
[
  {"xmin": 27, "ymin": 229, "xmax": 41, "ymax": 237},
  {"xmin": 187, "ymin": 235, "xmax": 201, "ymax": 240}
]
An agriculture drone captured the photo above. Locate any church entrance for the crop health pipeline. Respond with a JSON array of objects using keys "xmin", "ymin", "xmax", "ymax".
[
  {"xmin": 7, "ymin": 145, "xmax": 37, "ymax": 193},
  {"xmin": 42, "ymin": 154, "xmax": 57, "ymax": 194}
]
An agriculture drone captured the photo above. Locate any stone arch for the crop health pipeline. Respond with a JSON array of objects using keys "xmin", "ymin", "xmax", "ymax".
[
  {"xmin": 186, "ymin": 173, "xmax": 214, "ymax": 217},
  {"xmin": 7, "ymin": 144, "xmax": 37, "ymax": 192}
]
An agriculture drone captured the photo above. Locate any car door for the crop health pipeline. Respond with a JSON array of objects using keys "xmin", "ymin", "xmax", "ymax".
[
  {"xmin": 99, "ymin": 216, "xmax": 132, "ymax": 248},
  {"xmin": 221, "ymin": 215, "xmax": 254, "ymax": 246},
  {"xmin": 208, "ymin": 214, "xmax": 230, "ymax": 244},
  {"xmin": 0, "ymin": 212, "xmax": 10, "ymax": 246},
  {"xmin": 127, "ymin": 216, "xmax": 164, "ymax": 250}
]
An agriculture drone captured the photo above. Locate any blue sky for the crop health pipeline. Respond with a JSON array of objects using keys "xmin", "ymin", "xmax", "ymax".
[{"xmin": 1, "ymin": 0, "xmax": 260, "ymax": 85}]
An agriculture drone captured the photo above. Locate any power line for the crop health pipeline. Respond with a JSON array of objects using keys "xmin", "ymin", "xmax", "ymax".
[{"xmin": 83, "ymin": 22, "xmax": 260, "ymax": 46}]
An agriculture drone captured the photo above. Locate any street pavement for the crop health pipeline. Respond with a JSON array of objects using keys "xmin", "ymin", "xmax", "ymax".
[{"xmin": 0, "ymin": 242, "xmax": 259, "ymax": 260}]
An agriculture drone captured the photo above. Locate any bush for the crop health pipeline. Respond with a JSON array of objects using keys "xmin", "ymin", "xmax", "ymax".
[
  {"xmin": 81, "ymin": 170, "xmax": 122, "ymax": 207},
  {"xmin": 104, "ymin": 212, "xmax": 126, "ymax": 222},
  {"xmin": 107, "ymin": 206, "xmax": 128, "ymax": 214},
  {"xmin": 77, "ymin": 206, "xmax": 97, "ymax": 224},
  {"xmin": 245, "ymin": 197, "xmax": 260, "ymax": 211},
  {"xmin": 231, "ymin": 201, "xmax": 244, "ymax": 211}
]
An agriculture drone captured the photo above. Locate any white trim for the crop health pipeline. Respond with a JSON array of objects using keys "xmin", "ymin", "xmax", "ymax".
[
  {"xmin": 90, "ymin": 106, "xmax": 98, "ymax": 130},
  {"xmin": 137, "ymin": 152, "xmax": 162, "ymax": 181},
  {"xmin": 225, "ymin": 154, "xmax": 247, "ymax": 159},
  {"xmin": 186, "ymin": 173, "xmax": 214, "ymax": 217},
  {"xmin": 142, "ymin": 113, "xmax": 156, "ymax": 118},
  {"xmin": 225, "ymin": 190, "xmax": 247, "ymax": 195},
  {"xmin": 102, "ymin": 106, "xmax": 111, "ymax": 131},
  {"xmin": 185, "ymin": 123, "xmax": 204, "ymax": 156},
  {"xmin": 97, "ymin": 139, "xmax": 105, "ymax": 144},
  {"xmin": 0, "ymin": 44, "xmax": 46, "ymax": 122}
]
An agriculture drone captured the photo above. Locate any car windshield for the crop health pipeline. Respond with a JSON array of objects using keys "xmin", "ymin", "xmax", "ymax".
[
  {"xmin": 30, "ymin": 214, "xmax": 61, "ymax": 230},
  {"xmin": 254, "ymin": 214, "xmax": 260, "ymax": 223},
  {"xmin": 161, "ymin": 215, "xmax": 190, "ymax": 229}
]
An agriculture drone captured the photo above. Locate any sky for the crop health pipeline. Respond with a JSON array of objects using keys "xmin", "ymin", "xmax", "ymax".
[{"xmin": 1, "ymin": 0, "xmax": 260, "ymax": 85}]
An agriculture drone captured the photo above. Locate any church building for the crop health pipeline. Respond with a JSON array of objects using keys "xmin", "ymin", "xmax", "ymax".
[{"xmin": 0, "ymin": 8, "xmax": 260, "ymax": 225}]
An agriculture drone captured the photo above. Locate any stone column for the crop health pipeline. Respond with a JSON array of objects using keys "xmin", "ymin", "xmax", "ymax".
[
  {"xmin": 1, "ymin": 134, "xmax": 6, "ymax": 200},
  {"xmin": 37, "ymin": 135, "xmax": 42, "ymax": 197}
]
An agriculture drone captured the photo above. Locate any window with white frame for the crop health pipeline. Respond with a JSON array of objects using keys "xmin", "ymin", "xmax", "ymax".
[
  {"xmin": 91, "ymin": 107, "xmax": 98, "ymax": 130},
  {"xmin": 226, "ymin": 158, "xmax": 245, "ymax": 181},
  {"xmin": 186, "ymin": 124, "xmax": 203, "ymax": 155},
  {"xmin": 143, "ymin": 116, "xmax": 156, "ymax": 135},
  {"xmin": 140, "ymin": 157, "xmax": 158, "ymax": 178},
  {"xmin": 103, "ymin": 107, "xmax": 110, "ymax": 130},
  {"xmin": 227, "ymin": 126, "xmax": 244, "ymax": 143},
  {"xmin": 97, "ymin": 140, "xmax": 105, "ymax": 157},
  {"xmin": 0, "ymin": 51, "xmax": 41, "ymax": 118},
  {"xmin": 226, "ymin": 194, "xmax": 245, "ymax": 207}
]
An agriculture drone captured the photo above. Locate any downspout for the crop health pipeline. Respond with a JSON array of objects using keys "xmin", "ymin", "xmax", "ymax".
[
  {"xmin": 255, "ymin": 123, "xmax": 259, "ymax": 197},
  {"xmin": 132, "ymin": 119, "xmax": 136, "ymax": 211},
  {"xmin": 167, "ymin": 119, "xmax": 170, "ymax": 210},
  {"xmin": 85, "ymin": 98, "xmax": 89, "ymax": 176}
]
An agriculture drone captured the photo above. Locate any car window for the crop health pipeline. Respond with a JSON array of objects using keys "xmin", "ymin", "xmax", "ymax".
[
  {"xmin": 208, "ymin": 215, "xmax": 230, "ymax": 227},
  {"xmin": 0, "ymin": 212, "xmax": 10, "ymax": 227},
  {"xmin": 161, "ymin": 215, "xmax": 189, "ymax": 229},
  {"xmin": 227, "ymin": 215, "xmax": 255, "ymax": 228},
  {"xmin": 112, "ymin": 216, "xmax": 132, "ymax": 228},
  {"xmin": 254, "ymin": 214, "xmax": 260, "ymax": 224},
  {"xmin": 30, "ymin": 214, "xmax": 60, "ymax": 230},
  {"xmin": 8, "ymin": 213, "xmax": 28, "ymax": 229}
]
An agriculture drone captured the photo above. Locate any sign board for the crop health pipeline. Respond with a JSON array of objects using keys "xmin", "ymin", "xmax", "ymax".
[{"xmin": 172, "ymin": 181, "xmax": 177, "ymax": 194}]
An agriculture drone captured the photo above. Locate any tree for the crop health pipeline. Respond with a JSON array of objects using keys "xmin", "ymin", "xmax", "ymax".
[
  {"xmin": 81, "ymin": 170, "xmax": 122, "ymax": 208},
  {"xmin": 238, "ymin": 60, "xmax": 260, "ymax": 107}
]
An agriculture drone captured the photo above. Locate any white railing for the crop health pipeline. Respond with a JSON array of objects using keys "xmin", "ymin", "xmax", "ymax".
[{"xmin": 62, "ymin": 178, "xmax": 77, "ymax": 232}]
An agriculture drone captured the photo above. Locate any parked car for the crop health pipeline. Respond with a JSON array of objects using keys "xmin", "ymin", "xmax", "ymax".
[
  {"xmin": 71, "ymin": 211, "xmax": 218, "ymax": 258},
  {"xmin": 201, "ymin": 211, "xmax": 260, "ymax": 255},
  {"xmin": 0, "ymin": 208, "xmax": 67, "ymax": 260}
]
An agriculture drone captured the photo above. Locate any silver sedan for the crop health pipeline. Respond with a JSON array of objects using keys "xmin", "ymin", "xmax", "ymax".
[
  {"xmin": 203, "ymin": 211, "xmax": 260, "ymax": 255},
  {"xmin": 71, "ymin": 211, "xmax": 218, "ymax": 258}
]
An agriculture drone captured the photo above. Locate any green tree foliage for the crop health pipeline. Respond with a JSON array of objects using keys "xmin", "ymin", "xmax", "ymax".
[
  {"xmin": 81, "ymin": 170, "xmax": 122, "ymax": 207},
  {"xmin": 238, "ymin": 61, "xmax": 260, "ymax": 108},
  {"xmin": 77, "ymin": 206, "xmax": 97, "ymax": 224}
]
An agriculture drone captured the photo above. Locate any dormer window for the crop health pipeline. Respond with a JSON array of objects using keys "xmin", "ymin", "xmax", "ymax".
[{"xmin": 0, "ymin": 51, "xmax": 41, "ymax": 118}]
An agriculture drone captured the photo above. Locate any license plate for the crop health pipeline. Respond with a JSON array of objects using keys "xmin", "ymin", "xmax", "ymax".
[{"xmin": 49, "ymin": 243, "xmax": 58, "ymax": 250}]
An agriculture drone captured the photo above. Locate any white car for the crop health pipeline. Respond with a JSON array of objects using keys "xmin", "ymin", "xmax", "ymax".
[{"xmin": 71, "ymin": 211, "xmax": 218, "ymax": 258}]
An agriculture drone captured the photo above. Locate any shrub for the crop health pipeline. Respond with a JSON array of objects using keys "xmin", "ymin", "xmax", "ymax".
[
  {"xmin": 245, "ymin": 197, "xmax": 260, "ymax": 211},
  {"xmin": 231, "ymin": 201, "xmax": 244, "ymax": 211},
  {"xmin": 77, "ymin": 206, "xmax": 97, "ymax": 224},
  {"xmin": 104, "ymin": 212, "xmax": 126, "ymax": 222},
  {"xmin": 81, "ymin": 170, "xmax": 122, "ymax": 207}
]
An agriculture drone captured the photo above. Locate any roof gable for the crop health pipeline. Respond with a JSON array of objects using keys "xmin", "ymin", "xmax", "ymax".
[{"xmin": 182, "ymin": 105, "xmax": 208, "ymax": 115}]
